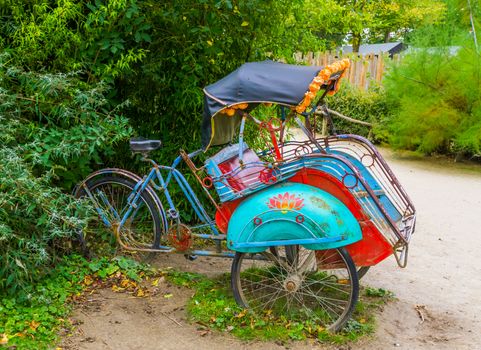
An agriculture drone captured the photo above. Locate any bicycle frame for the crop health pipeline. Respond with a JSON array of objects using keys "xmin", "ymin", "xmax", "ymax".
[{"xmin": 109, "ymin": 149, "xmax": 238, "ymax": 258}]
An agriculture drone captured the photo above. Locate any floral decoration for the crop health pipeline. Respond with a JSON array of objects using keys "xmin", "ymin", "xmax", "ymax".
[
  {"xmin": 295, "ymin": 58, "xmax": 351, "ymax": 113},
  {"xmin": 219, "ymin": 102, "xmax": 249, "ymax": 116},
  {"xmin": 267, "ymin": 192, "xmax": 305, "ymax": 214}
]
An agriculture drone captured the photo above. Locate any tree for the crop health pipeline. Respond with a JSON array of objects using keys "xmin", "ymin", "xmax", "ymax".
[
  {"xmin": 310, "ymin": 0, "xmax": 446, "ymax": 52},
  {"xmin": 382, "ymin": 0, "xmax": 481, "ymax": 156}
]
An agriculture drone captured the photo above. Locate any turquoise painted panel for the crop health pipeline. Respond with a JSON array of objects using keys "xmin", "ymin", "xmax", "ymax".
[{"xmin": 227, "ymin": 182, "xmax": 362, "ymax": 253}]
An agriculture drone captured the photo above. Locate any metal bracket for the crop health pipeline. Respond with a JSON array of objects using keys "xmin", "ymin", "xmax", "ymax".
[{"xmin": 393, "ymin": 242, "xmax": 409, "ymax": 268}]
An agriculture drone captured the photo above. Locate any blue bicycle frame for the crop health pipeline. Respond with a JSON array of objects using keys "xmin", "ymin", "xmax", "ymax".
[{"xmin": 112, "ymin": 149, "xmax": 237, "ymax": 258}]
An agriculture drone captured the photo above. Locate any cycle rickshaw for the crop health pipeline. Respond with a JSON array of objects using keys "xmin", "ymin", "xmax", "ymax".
[{"xmin": 74, "ymin": 59, "xmax": 416, "ymax": 331}]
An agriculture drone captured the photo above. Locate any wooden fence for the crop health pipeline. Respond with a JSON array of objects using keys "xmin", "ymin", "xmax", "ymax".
[{"xmin": 293, "ymin": 51, "xmax": 401, "ymax": 90}]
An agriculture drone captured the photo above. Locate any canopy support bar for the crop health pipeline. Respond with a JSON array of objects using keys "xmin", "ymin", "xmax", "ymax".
[
  {"xmin": 294, "ymin": 116, "xmax": 326, "ymax": 154},
  {"xmin": 238, "ymin": 114, "xmax": 247, "ymax": 166}
]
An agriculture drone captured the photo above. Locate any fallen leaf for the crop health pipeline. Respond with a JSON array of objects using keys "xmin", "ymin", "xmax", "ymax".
[
  {"xmin": 0, "ymin": 334, "xmax": 8, "ymax": 345},
  {"xmin": 241, "ymin": 21, "xmax": 249, "ymax": 26},
  {"xmin": 236, "ymin": 310, "xmax": 247, "ymax": 318},
  {"xmin": 136, "ymin": 289, "xmax": 145, "ymax": 297},
  {"xmin": 29, "ymin": 320, "xmax": 40, "ymax": 331},
  {"xmin": 359, "ymin": 318, "xmax": 366, "ymax": 324},
  {"xmin": 151, "ymin": 277, "xmax": 164, "ymax": 286},
  {"xmin": 120, "ymin": 279, "xmax": 130, "ymax": 288},
  {"xmin": 111, "ymin": 285, "xmax": 125, "ymax": 292},
  {"xmin": 163, "ymin": 293, "xmax": 173, "ymax": 299},
  {"xmin": 83, "ymin": 275, "xmax": 93, "ymax": 286}
]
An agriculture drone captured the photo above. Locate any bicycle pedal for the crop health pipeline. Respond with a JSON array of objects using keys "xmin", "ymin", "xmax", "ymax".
[{"xmin": 184, "ymin": 254, "xmax": 197, "ymax": 261}]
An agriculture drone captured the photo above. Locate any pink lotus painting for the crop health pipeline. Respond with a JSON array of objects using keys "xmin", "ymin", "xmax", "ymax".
[{"xmin": 267, "ymin": 192, "xmax": 304, "ymax": 214}]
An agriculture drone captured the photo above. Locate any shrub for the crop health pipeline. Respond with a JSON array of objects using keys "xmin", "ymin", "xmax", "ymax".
[
  {"xmin": 382, "ymin": 0, "xmax": 481, "ymax": 157},
  {"xmin": 0, "ymin": 145, "xmax": 90, "ymax": 294},
  {"xmin": 383, "ymin": 46, "xmax": 481, "ymax": 156},
  {"xmin": 0, "ymin": 55, "xmax": 132, "ymax": 295},
  {"xmin": 324, "ymin": 84, "xmax": 393, "ymax": 140}
]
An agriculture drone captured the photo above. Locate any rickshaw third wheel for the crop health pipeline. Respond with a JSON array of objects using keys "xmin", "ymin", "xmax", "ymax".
[
  {"xmin": 357, "ymin": 266, "xmax": 370, "ymax": 279},
  {"xmin": 231, "ymin": 247, "xmax": 359, "ymax": 332}
]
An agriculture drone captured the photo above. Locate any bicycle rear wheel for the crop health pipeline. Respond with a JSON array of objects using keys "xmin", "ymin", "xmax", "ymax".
[
  {"xmin": 231, "ymin": 246, "xmax": 359, "ymax": 332},
  {"xmin": 75, "ymin": 176, "xmax": 164, "ymax": 261}
]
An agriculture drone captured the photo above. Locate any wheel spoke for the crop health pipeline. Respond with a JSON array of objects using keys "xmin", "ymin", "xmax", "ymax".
[
  {"xmin": 75, "ymin": 176, "xmax": 163, "ymax": 261},
  {"xmin": 232, "ymin": 247, "xmax": 359, "ymax": 332}
]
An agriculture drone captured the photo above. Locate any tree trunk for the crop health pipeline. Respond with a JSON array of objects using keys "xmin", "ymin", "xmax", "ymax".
[
  {"xmin": 384, "ymin": 31, "xmax": 390, "ymax": 43},
  {"xmin": 352, "ymin": 32, "xmax": 361, "ymax": 53}
]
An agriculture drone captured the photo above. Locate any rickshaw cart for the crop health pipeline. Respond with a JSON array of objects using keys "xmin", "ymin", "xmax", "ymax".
[{"xmin": 75, "ymin": 59, "xmax": 416, "ymax": 332}]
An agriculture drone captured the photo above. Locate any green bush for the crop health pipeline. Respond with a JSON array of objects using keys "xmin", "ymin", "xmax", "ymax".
[
  {"xmin": 383, "ymin": 46, "xmax": 481, "ymax": 156},
  {"xmin": 324, "ymin": 84, "xmax": 393, "ymax": 140},
  {"xmin": 382, "ymin": 0, "xmax": 481, "ymax": 157},
  {"xmin": 0, "ymin": 145, "xmax": 89, "ymax": 295},
  {"xmin": 0, "ymin": 55, "xmax": 132, "ymax": 295}
]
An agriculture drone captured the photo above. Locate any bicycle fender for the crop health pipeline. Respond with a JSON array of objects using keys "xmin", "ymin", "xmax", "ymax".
[{"xmin": 227, "ymin": 182, "xmax": 362, "ymax": 253}]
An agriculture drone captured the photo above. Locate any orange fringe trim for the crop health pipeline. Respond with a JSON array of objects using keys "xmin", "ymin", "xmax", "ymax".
[{"xmin": 295, "ymin": 58, "xmax": 350, "ymax": 114}]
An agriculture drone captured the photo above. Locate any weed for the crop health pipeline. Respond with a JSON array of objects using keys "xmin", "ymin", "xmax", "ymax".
[{"xmin": 364, "ymin": 287, "xmax": 394, "ymax": 298}]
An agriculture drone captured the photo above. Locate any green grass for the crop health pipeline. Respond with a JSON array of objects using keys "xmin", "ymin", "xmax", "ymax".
[
  {"xmin": 0, "ymin": 255, "xmax": 155, "ymax": 349},
  {"xmin": 165, "ymin": 270, "xmax": 394, "ymax": 345},
  {"xmin": 0, "ymin": 257, "xmax": 393, "ymax": 349}
]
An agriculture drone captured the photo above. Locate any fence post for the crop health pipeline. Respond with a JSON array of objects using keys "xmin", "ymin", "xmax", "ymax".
[{"xmin": 294, "ymin": 51, "xmax": 399, "ymax": 90}]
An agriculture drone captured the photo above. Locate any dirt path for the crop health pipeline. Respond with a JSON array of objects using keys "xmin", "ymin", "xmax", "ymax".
[
  {"xmin": 357, "ymin": 151, "xmax": 481, "ymax": 350},
  {"xmin": 61, "ymin": 151, "xmax": 481, "ymax": 350}
]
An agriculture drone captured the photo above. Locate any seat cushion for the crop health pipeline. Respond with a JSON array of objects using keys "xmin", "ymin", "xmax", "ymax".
[{"xmin": 218, "ymin": 149, "xmax": 264, "ymax": 191}]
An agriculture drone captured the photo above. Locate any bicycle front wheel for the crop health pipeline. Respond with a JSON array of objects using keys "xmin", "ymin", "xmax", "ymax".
[
  {"xmin": 75, "ymin": 176, "xmax": 164, "ymax": 260},
  {"xmin": 231, "ymin": 246, "xmax": 359, "ymax": 332}
]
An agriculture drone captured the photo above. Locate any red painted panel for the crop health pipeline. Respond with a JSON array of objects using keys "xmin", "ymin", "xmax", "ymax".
[
  {"xmin": 215, "ymin": 198, "xmax": 242, "ymax": 234},
  {"xmin": 289, "ymin": 168, "xmax": 392, "ymax": 266}
]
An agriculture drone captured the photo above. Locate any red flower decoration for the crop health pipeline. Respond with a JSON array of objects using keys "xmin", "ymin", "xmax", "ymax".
[{"xmin": 267, "ymin": 192, "xmax": 304, "ymax": 214}]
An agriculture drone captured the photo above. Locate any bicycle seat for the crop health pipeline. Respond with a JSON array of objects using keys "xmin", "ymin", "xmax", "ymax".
[{"xmin": 129, "ymin": 137, "xmax": 161, "ymax": 153}]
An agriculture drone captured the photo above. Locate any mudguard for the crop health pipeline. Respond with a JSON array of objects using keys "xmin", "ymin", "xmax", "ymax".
[{"xmin": 227, "ymin": 182, "xmax": 362, "ymax": 253}]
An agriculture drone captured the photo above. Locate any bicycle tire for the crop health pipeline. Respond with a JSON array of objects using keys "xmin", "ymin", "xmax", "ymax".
[
  {"xmin": 75, "ymin": 176, "xmax": 164, "ymax": 261},
  {"xmin": 231, "ymin": 246, "xmax": 359, "ymax": 332}
]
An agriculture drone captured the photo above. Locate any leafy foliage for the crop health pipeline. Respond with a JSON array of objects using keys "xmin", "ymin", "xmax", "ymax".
[
  {"xmin": 326, "ymin": 84, "xmax": 394, "ymax": 139},
  {"xmin": 382, "ymin": 3, "xmax": 481, "ymax": 157},
  {"xmin": 0, "ymin": 54, "xmax": 132, "ymax": 295},
  {"xmin": 0, "ymin": 145, "xmax": 89, "ymax": 294},
  {"xmin": 305, "ymin": 0, "xmax": 446, "ymax": 51},
  {"xmin": 0, "ymin": 0, "xmax": 151, "ymax": 80}
]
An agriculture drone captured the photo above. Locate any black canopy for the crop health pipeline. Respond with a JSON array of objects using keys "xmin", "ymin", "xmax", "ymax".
[{"xmin": 201, "ymin": 61, "xmax": 322, "ymax": 149}]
